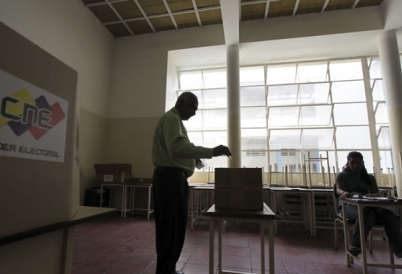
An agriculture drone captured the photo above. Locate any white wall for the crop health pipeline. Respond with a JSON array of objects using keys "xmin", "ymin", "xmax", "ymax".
[
  {"xmin": 109, "ymin": 24, "xmax": 225, "ymax": 118},
  {"xmin": 0, "ymin": 0, "xmax": 114, "ymax": 117}
]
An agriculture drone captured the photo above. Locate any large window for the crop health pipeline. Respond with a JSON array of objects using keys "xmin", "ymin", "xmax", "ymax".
[{"xmin": 178, "ymin": 56, "xmax": 401, "ymax": 174}]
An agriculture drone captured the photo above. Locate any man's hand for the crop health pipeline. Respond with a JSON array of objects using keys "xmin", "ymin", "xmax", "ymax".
[{"xmin": 212, "ymin": 145, "xmax": 232, "ymax": 157}]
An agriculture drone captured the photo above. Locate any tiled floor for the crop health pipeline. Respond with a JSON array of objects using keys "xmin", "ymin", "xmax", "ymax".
[{"xmin": 72, "ymin": 213, "xmax": 400, "ymax": 274}]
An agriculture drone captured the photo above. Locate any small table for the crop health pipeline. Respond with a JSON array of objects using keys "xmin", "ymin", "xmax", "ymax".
[
  {"xmin": 204, "ymin": 203, "xmax": 276, "ymax": 274},
  {"xmin": 100, "ymin": 183, "xmax": 131, "ymax": 217},
  {"xmin": 126, "ymin": 182, "xmax": 154, "ymax": 220},
  {"xmin": 190, "ymin": 185, "xmax": 214, "ymax": 230},
  {"xmin": 342, "ymin": 197, "xmax": 402, "ymax": 274}
]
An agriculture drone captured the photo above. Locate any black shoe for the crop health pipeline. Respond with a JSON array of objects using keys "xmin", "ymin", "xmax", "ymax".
[{"xmin": 348, "ymin": 245, "xmax": 361, "ymax": 257}]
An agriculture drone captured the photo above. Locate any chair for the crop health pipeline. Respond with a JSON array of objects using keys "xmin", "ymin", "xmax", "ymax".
[
  {"xmin": 333, "ymin": 184, "xmax": 393, "ymax": 261},
  {"xmin": 333, "ymin": 183, "xmax": 356, "ymax": 250},
  {"xmin": 333, "ymin": 184, "xmax": 375, "ymax": 252}
]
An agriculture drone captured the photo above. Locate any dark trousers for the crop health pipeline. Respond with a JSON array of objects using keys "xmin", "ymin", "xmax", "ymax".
[
  {"xmin": 342, "ymin": 204, "xmax": 402, "ymax": 254},
  {"xmin": 152, "ymin": 169, "xmax": 189, "ymax": 274}
]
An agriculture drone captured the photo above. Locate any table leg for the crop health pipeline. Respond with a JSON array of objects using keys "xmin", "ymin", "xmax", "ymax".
[
  {"xmin": 190, "ymin": 188, "xmax": 194, "ymax": 230},
  {"xmin": 209, "ymin": 219, "xmax": 214, "ymax": 274},
  {"xmin": 342, "ymin": 203, "xmax": 351, "ymax": 266},
  {"xmin": 147, "ymin": 186, "xmax": 151, "ymax": 220},
  {"xmin": 271, "ymin": 191, "xmax": 277, "ymax": 234},
  {"xmin": 122, "ymin": 185, "xmax": 125, "ymax": 218},
  {"xmin": 358, "ymin": 205, "xmax": 368, "ymax": 274},
  {"xmin": 218, "ymin": 220, "xmax": 222, "ymax": 273},
  {"xmin": 100, "ymin": 185, "xmax": 104, "ymax": 207},
  {"xmin": 268, "ymin": 221, "xmax": 274, "ymax": 274},
  {"xmin": 310, "ymin": 193, "xmax": 316, "ymax": 236},
  {"xmin": 260, "ymin": 222, "xmax": 265, "ymax": 273}
]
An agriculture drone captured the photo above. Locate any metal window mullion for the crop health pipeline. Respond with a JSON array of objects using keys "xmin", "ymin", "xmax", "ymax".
[
  {"xmin": 361, "ymin": 57, "xmax": 381, "ymax": 173},
  {"xmin": 265, "ymin": 65, "xmax": 271, "ymax": 169}
]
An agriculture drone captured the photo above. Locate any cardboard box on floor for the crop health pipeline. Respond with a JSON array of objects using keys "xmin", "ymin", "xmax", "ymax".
[{"xmin": 215, "ymin": 168, "xmax": 263, "ymax": 211}]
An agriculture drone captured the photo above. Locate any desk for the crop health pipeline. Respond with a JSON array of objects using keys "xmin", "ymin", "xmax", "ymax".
[
  {"xmin": 100, "ymin": 183, "xmax": 131, "ymax": 218},
  {"xmin": 204, "ymin": 204, "xmax": 276, "ymax": 274},
  {"xmin": 190, "ymin": 185, "xmax": 214, "ymax": 230},
  {"xmin": 268, "ymin": 187, "xmax": 313, "ymax": 236},
  {"xmin": 342, "ymin": 197, "xmax": 402, "ymax": 274},
  {"xmin": 126, "ymin": 183, "xmax": 154, "ymax": 220}
]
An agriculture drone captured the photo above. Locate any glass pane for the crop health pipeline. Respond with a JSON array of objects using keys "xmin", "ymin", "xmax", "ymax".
[
  {"xmin": 240, "ymin": 86, "xmax": 265, "ymax": 106},
  {"xmin": 240, "ymin": 66, "xmax": 265, "ymax": 86},
  {"xmin": 302, "ymin": 150, "xmax": 332, "ymax": 174},
  {"xmin": 241, "ymin": 128, "xmax": 267, "ymax": 150},
  {"xmin": 378, "ymin": 127, "xmax": 391, "ymax": 149},
  {"xmin": 369, "ymin": 58, "xmax": 382, "ymax": 79},
  {"xmin": 202, "ymin": 89, "xmax": 227, "ymax": 109},
  {"xmin": 267, "ymin": 85, "xmax": 298, "ymax": 106},
  {"xmin": 267, "ymin": 64, "xmax": 296, "ymax": 85},
  {"xmin": 333, "ymin": 103, "xmax": 368, "ymax": 125},
  {"xmin": 187, "ymin": 131, "xmax": 203, "ymax": 145},
  {"xmin": 375, "ymin": 102, "xmax": 389, "ymax": 124},
  {"xmin": 179, "ymin": 90, "xmax": 203, "ymax": 108},
  {"xmin": 336, "ymin": 126, "xmax": 371, "ymax": 149},
  {"xmin": 180, "ymin": 71, "xmax": 202, "ymax": 90},
  {"xmin": 299, "ymin": 83, "xmax": 330, "ymax": 104},
  {"xmin": 337, "ymin": 150, "xmax": 374, "ymax": 173},
  {"xmin": 301, "ymin": 128, "xmax": 334, "ymax": 149},
  {"xmin": 269, "ymin": 129, "xmax": 301, "ymax": 149},
  {"xmin": 296, "ymin": 62, "xmax": 327, "ymax": 83},
  {"xmin": 331, "ymin": 81, "xmax": 366, "ymax": 103},
  {"xmin": 202, "ymin": 130, "xmax": 229, "ymax": 169},
  {"xmin": 203, "ymin": 109, "xmax": 227, "ymax": 129},
  {"xmin": 203, "ymin": 131, "xmax": 227, "ymax": 148},
  {"xmin": 379, "ymin": 150, "xmax": 393, "ymax": 173},
  {"xmin": 268, "ymin": 106, "xmax": 299, "ymax": 127},
  {"xmin": 300, "ymin": 105, "xmax": 332, "ymax": 126},
  {"xmin": 269, "ymin": 151, "xmax": 294, "ymax": 173},
  {"xmin": 204, "ymin": 156, "xmax": 229, "ymax": 171},
  {"xmin": 372, "ymin": 80, "xmax": 385, "ymax": 101},
  {"xmin": 241, "ymin": 151, "xmax": 268, "ymax": 170},
  {"xmin": 241, "ymin": 107, "xmax": 266, "ymax": 128},
  {"xmin": 203, "ymin": 69, "xmax": 227, "ymax": 89},
  {"xmin": 329, "ymin": 59, "xmax": 363, "ymax": 81},
  {"xmin": 183, "ymin": 110, "xmax": 203, "ymax": 130}
]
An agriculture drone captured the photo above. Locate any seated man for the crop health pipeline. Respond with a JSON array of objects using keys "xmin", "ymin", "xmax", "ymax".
[{"xmin": 335, "ymin": 151, "xmax": 402, "ymax": 257}]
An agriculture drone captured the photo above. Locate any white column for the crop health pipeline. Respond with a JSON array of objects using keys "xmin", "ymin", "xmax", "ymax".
[
  {"xmin": 227, "ymin": 44, "xmax": 241, "ymax": 168},
  {"xmin": 377, "ymin": 30, "xmax": 402, "ymax": 196},
  {"xmin": 361, "ymin": 57, "xmax": 381, "ymax": 173}
]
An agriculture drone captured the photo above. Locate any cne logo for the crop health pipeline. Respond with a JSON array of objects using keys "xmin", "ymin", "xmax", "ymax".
[{"xmin": 0, "ymin": 88, "xmax": 66, "ymax": 140}]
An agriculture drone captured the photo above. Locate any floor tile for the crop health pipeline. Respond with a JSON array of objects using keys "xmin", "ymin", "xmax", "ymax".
[{"xmin": 72, "ymin": 213, "xmax": 398, "ymax": 274}]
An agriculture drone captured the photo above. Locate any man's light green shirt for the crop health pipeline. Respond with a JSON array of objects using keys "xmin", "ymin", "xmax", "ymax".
[{"xmin": 152, "ymin": 107, "xmax": 213, "ymax": 177}]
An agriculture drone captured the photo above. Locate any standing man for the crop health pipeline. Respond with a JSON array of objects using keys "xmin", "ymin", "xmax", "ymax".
[{"xmin": 152, "ymin": 91, "xmax": 231, "ymax": 274}]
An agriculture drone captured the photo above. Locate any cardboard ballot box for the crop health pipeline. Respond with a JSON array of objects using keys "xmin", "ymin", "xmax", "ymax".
[
  {"xmin": 214, "ymin": 168, "xmax": 263, "ymax": 211},
  {"xmin": 94, "ymin": 164, "xmax": 131, "ymax": 183}
]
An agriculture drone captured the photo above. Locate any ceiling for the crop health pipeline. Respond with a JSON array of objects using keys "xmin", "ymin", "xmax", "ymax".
[{"xmin": 82, "ymin": 0, "xmax": 384, "ymax": 38}]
